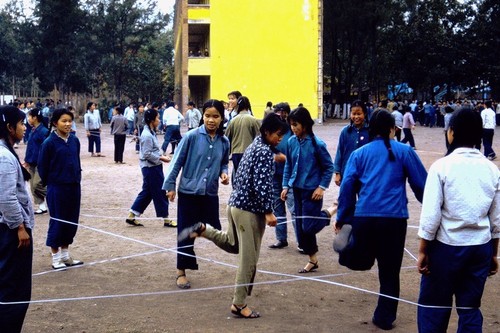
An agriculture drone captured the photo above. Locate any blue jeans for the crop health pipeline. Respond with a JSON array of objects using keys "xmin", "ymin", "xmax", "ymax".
[
  {"xmin": 130, "ymin": 165, "xmax": 169, "ymax": 218},
  {"xmin": 417, "ymin": 240, "xmax": 492, "ymax": 333},
  {"xmin": 127, "ymin": 120, "xmax": 134, "ymax": 135},
  {"xmin": 273, "ymin": 175, "xmax": 296, "ymax": 243},
  {"xmin": 162, "ymin": 125, "xmax": 182, "ymax": 152}
]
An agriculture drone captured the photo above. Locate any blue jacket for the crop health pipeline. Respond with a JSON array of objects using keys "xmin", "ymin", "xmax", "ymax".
[
  {"xmin": 283, "ymin": 134, "xmax": 334, "ymax": 190},
  {"xmin": 163, "ymin": 125, "xmax": 229, "ymax": 196},
  {"xmin": 38, "ymin": 131, "xmax": 81, "ymax": 185},
  {"xmin": 25, "ymin": 124, "xmax": 49, "ymax": 166},
  {"xmin": 273, "ymin": 127, "xmax": 293, "ymax": 175},
  {"xmin": 333, "ymin": 122, "xmax": 370, "ymax": 176},
  {"xmin": 337, "ymin": 137, "xmax": 427, "ymax": 224}
]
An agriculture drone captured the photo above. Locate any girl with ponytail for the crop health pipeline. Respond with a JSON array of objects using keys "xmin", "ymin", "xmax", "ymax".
[
  {"xmin": 336, "ymin": 108, "xmax": 427, "ymax": 329},
  {"xmin": 0, "ymin": 105, "xmax": 35, "ymax": 332}
]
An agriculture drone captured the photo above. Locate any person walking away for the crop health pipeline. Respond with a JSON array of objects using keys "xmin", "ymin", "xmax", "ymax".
[
  {"xmin": 400, "ymin": 105, "xmax": 417, "ymax": 149},
  {"xmin": 110, "ymin": 106, "xmax": 128, "ymax": 163},
  {"xmin": 417, "ymin": 107, "xmax": 499, "ymax": 332},
  {"xmin": 481, "ymin": 100, "xmax": 496, "ymax": 160}
]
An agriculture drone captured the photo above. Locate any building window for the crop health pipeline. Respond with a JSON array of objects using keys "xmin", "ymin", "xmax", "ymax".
[{"xmin": 188, "ymin": 23, "xmax": 210, "ymax": 58}]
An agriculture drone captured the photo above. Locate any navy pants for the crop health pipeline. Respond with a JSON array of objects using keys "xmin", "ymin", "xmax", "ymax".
[
  {"xmin": 131, "ymin": 165, "xmax": 169, "ymax": 218},
  {"xmin": 292, "ymin": 188, "xmax": 329, "ymax": 255},
  {"xmin": 88, "ymin": 129, "xmax": 101, "ymax": 154},
  {"xmin": 417, "ymin": 240, "xmax": 492, "ymax": 333},
  {"xmin": 161, "ymin": 125, "xmax": 182, "ymax": 152},
  {"xmin": 482, "ymin": 128, "xmax": 496, "ymax": 158},
  {"xmin": 46, "ymin": 183, "xmax": 81, "ymax": 248},
  {"xmin": 401, "ymin": 128, "xmax": 415, "ymax": 148},
  {"xmin": 0, "ymin": 225, "xmax": 32, "ymax": 333},
  {"xmin": 353, "ymin": 217, "xmax": 407, "ymax": 328},
  {"xmin": 114, "ymin": 134, "xmax": 126, "ymax": 162},
  {"xmin": 176, "ymin": 192, "xmax": 221, "ymax": 270}
]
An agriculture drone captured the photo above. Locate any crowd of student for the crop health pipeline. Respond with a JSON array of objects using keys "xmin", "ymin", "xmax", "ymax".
[{"xmin": 0, "ymin": 93, "xmax": 498, "ymax": 332}]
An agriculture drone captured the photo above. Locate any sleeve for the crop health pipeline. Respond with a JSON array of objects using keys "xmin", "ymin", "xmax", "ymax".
[
  {"xmin": 318, "ymin": 141, "xmax": 334, "ymax": 189},
  {"xmin": 221, "ymin": 138, "xmax": 230, "ymax": 176},
  {"xmin": 405, "ymin": 148, "xmax": 428, "ymax": 203},
  {"xmin": 333, "ymin": 129, "xmax": 345, "ymax": 174},
  {"xmin": 252, "ymin": 148, "xmax": 274, "ymax": 213},
  {"xmin": 162, "ymin": 135, "xmax": 189, "ymax": 192},
  {"xmin": 418, "ymin": 164, "xmax": 442, "ymax": 241},
  {"xmin": 0, "ymin": 155, "xmax": 24, "ymax": 228},
  {"xmin": 83, "ymin": 113, "xmax": 89, "ymax": 130},
  {"xmin": 141, "ymin": 135, "xmax": 161, "ymax": 165},
  {"xmin": 336, "ymin": 152, "xmax": 360, "ymax": 226},
  {"xmin": 37, "ymin": 139, "xmax": 50, "ymax": 185},
  {"xmin": 489, "ymin": 173, "xmax": 500, "ymax": 239},
  {"xmin": 282, "ymin": 139, "xmax": 292, "ymax": 189}
]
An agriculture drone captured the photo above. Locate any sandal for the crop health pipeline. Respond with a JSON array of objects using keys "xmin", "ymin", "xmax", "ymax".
[
  {"xmin": 298, "ymin": 261, "xmax": 318, "ymax": 273},
  {"xmin": 177, "ymin": 222, "xmax": 205, "ymax": 242},
  {"xmin": 176, "ymin": 274, "xmax": 191, "ymax": 289},
  {"xmin": 231, "ymin": 304, "xmax": 260, "ymax": 319}
]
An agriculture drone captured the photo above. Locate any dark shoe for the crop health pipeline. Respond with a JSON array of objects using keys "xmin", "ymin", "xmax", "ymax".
[
  {"xmin": 372, "ymin": 317, "xmax": 393, "ymax": 330},
  {"xmin": 269, "ymin": 240, "xmax": 288, "ymax": 249},
  {"xmin": 298, "ymin": 261, "xmax": 318, "ymax": 273},
  {"xmin": 176, "ymin": 274, "xmax": 191, "ymax": 289},
  {"xmin": 126, "ymin": 218, "xmax": 143, "ymax": 227},
  {"xmin": 333, "ymin": 224, "xmax": 352, "ymax": 253},
  {"xmin": 178, "ymin": 222, "xmax": 205, "ymax": 242},
  {"xmin": 231, "ymin": 304, "xmax": 260, "ymax": 319}
]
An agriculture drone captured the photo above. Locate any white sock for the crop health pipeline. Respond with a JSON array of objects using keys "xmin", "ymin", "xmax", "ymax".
[
  {"xmin": 61, "ymin": 249, "xmax": 69, "ymax": 261},
  {"xmin": 52, "ymin": 251, "xmax": 61, "ymax": 264}
]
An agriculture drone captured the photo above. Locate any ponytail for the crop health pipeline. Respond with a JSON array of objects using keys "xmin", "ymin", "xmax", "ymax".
[{"xmin": 369, "ymin": 109, "xmax": 396, "ymax": 162}]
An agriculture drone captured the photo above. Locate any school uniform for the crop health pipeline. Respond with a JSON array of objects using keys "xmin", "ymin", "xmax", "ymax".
[
  {"xmin": 333, "ymin": 122, "xmax": 370, "ymax": 177},
  {"xmin": 84, "ymin": 109, "xmax": 102, "ymax": 154},
  {"xmin": 337, "ymin": 137, "xmax": 427, "ymax": 329},
  {"xmin": 163, "ymin": 125, "xmax": 229, "ymax": 270},
  {"xmin": 0, "ymin": 139, "xmax": 35, "ymax": 332},
  {"xmin": 38, "ymin": 131, "xmax": 82, "ymax": 248},
  {"xmin": 282, "ymin": 134, "xmax": 334, "ymax": 255},
  {"xmin": 130, "ymin": 126, "xmax": 169, "ymax": 218},
  {"xmin": 25, "ymin": 124, "xmax": 49, "ymax": 205},
  {"xmin": 202, "ymin": 136, "xmax": 274, "ymax": 305},
  {"xmin": 418, "ymin": 148, "xmax": 500, "ymax": 332}
]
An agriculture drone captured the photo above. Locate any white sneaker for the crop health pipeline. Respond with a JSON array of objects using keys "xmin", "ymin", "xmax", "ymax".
[
  {"xmin": 52, "ymin": 260, "xmax": 67, "ymax": 270},
  {"xmin": 62, "ymin": 257, "xmax": 83, "ymax": 266}
]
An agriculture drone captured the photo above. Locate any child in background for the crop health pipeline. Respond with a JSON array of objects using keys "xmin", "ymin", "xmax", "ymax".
[
  {"xmin": 281, "ymin": 107, "xmax": 335, "ymax": 273},
  {"xmin": 0, "ymin": 106, "xmax": 35, "ymax": 333},
  {"xmin": 24, "ymin": 108, "xmax": 49, "ymax": 214},
  {"xmin": 333, "ymin": 100, "xmax": 370, "ymax": 188},
  {"xmin": 163, "ymin": 99, "xmax": 230, "ymax": 289},
  {"xmin": 110, "ymin": 106, "xmax": 128, "ymax": 163},
  {"xmin": 38, "ymin": 109, "xmax": 83, "ymax": 270},
  {"xmin": 127, "ymin": 108, "xmax": 175, "ymax": 227},
  {"xmin": 443, "ymin": 105, "xmax": 454, "ymax": 150},
  {"xmin": 68, "ymin": 106, "xmax": 77, "ymax": 135},
  {"xmin": 417, "ymin": 107, "xmax": 499, "ymax": 332},
  {"xmin": 400, "ymin": 105, "xmax": 416, "ymax": 149},
  {"xmin": 134, "ymin": 103, "xmax": 146, "ymax": 153}
]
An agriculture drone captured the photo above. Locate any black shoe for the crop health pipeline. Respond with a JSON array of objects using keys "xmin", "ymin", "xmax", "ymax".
[
  {"xmin": 268, "ymin": 240, "xmax": 288, "ymax": 249},
  {"xmin": 372, "ymin": 317, "xmax": 393, "ymax": 330},
  {"xmin": 178, "ymin": 222, "xmax": 205, "ymax": 242}
]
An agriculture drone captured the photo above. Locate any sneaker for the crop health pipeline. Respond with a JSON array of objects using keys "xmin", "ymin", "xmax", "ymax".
[
  {"xmin": 52, "ymin": 260, "xmax": 67, "ymax": 270},
  {"xmin": 269, "ymin": 240, "xmax": 288, "ymax": 249},
  {"xmin": 62, "ymin": 257, "xmax": 84, "ymax": 267},
  {"xmin": 163, "ymin": 219, "xmax": 177, "ymax": 228},
  {"xmin": 333, "ymin": 224, "xmax": 353, "ymax": 253},
  {"xmin": 488, "ymin": 155, "xmax": 497, "ymax": 161}
]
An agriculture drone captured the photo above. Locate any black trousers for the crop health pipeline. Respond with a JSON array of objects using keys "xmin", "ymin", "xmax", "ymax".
[{"xmin": 114, "ymin": 134, "xmax": 126, "ymax": 162}]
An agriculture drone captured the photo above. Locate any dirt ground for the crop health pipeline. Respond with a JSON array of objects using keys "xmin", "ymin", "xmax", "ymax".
[{"xmin": 18, "ymin": 117, "xmax": 499, "ymax": 333}]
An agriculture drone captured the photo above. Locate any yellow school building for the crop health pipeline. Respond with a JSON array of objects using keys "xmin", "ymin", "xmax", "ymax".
[{"xmin": 173, "ymin": 0, "xmax": 323, "ymax": 119}]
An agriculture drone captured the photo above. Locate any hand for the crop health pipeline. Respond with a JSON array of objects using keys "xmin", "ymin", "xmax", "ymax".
[
  {"xmin": 86, "ymin": 131, "xmax": 90, "ymax": 137},
  {"xmin": 280, "ymin": 189, "xmax": 288, "ymax": 201},
  {"xmin": 167, "ymin": 191, "xmax": 176, "ymax": 202},
  {"xmin": 489, "ymin": 256, "xmax": 498, "ymax": 276},
  {"xmin": 265, "ymin": 213, "xmax": 277, "ymax": 227},
  {"xmin": 417, "ymin": 252, "xmax": 430, "ymax": 275},
  {"xmin": 333, "ymin": 221, "xmax": 341, "ymax": 234},
  {"xmin": 311, "ymin": 187, "xmax": 325, "ymax": 201},
  {"xmin": 22, "ymin": 162, "xmax": 30, "ymax": 169},
  {"xmin": 334, "ymin": 173, "xmax": 341, "ymax": 187},
  {"xmin": 220, "ymin": 173, "xmax": 229, "ymax": 185},
  {"xmin": 17, "ymin": 224, "xmax": 30, "ymax": 248}
]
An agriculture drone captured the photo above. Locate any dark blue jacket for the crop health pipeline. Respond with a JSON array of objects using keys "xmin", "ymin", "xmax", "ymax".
[{"xmin": 25, "ymin": 124, "xmax": 49, "ymax": 166}]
